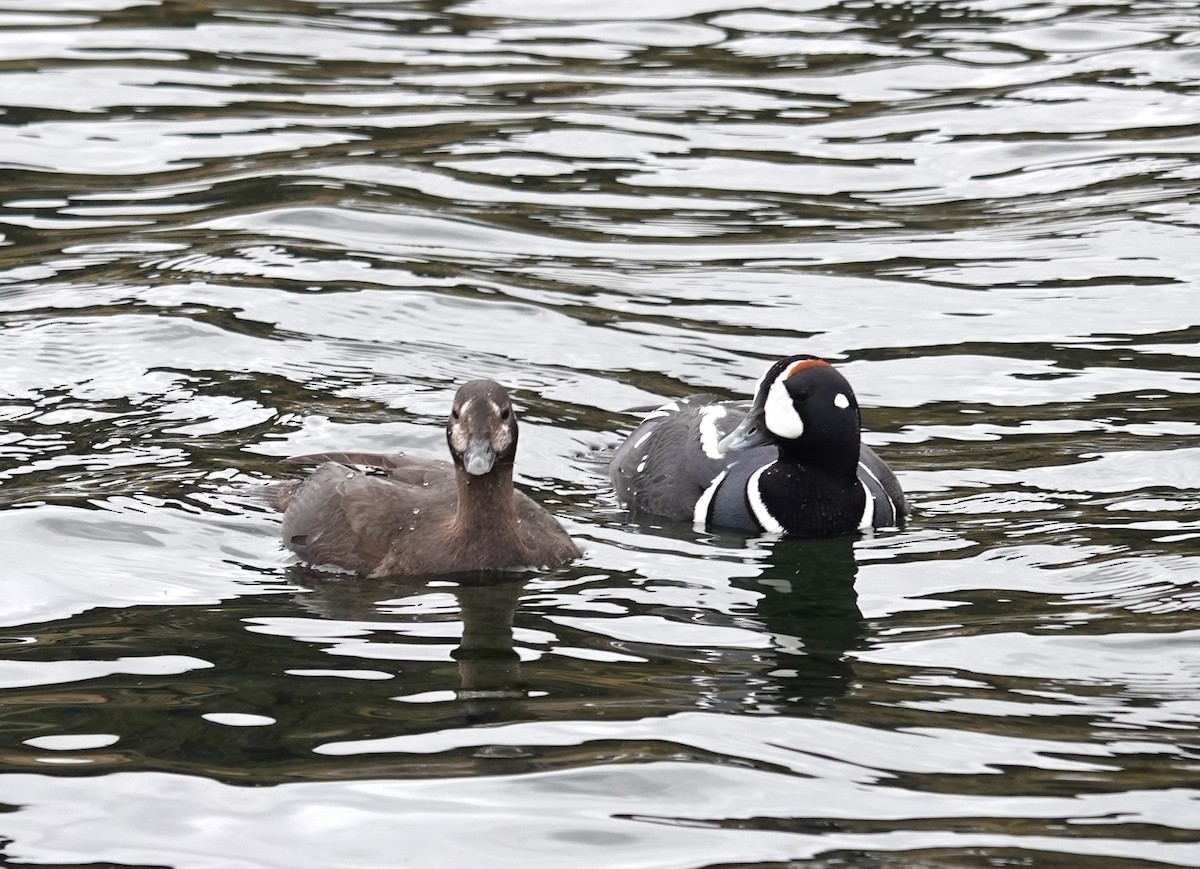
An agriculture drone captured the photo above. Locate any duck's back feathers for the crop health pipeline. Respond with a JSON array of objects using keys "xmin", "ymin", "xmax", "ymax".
[{"xmin": 610, "ymin": 395, "xmax": 747, "ymax": 521}]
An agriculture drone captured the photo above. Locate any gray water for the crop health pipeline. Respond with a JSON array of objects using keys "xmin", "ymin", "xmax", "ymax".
[{"xmin": 2, "ymin": 1, "xmax": 1199, "ymax": 867}]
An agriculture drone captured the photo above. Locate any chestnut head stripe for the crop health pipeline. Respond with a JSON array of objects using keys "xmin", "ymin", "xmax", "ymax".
[{"xmin": 783, "ymin": 358, "xmax": 831, "ymax": 380}]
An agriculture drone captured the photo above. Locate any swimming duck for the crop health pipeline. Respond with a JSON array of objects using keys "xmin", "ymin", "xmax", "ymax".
[
  {"xmin": 609, "ymin": 356, "xmax": 906, "ymax": 537},
  {"xmin": 272, "ymin": 379, "xmax": 580, "ymax": 576}
]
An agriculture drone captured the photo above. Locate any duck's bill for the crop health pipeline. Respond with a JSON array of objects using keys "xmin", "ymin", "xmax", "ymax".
[
  {"xmin": 717, "ymin": 410, "xmax": 772, "ymax": 454},
  {"xmin": 463, "ymin": 438, "xmax": 496, "ymax": 475}
]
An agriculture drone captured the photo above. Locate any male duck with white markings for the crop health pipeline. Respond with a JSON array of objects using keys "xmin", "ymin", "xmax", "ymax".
[
  {"xmin": 609, "ymin": 355, "xmax": 907, "ymax": 538},
  {"xmin": 271, "ymin": 379, "xmax": 580, "ymax": 577}
]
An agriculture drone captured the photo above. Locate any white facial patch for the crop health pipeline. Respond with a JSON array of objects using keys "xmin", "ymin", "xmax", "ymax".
[
  {"xmin": 698, "ymin": 405, "xmax": 727, "ymax": 459},
  {"xmin": 448, "ymin": 422, "xmax": 468, "ymax": 454},
  {"xmin": 834, "ymin": 392, "xmax": 850, "ymax": 410},
  {"xmin": 493, "ymin": 423, "xmax": 514, "ymax": 454},
  {"xmin": 763, "ymin": 376, "xmax": 804, "ymax": 440}
]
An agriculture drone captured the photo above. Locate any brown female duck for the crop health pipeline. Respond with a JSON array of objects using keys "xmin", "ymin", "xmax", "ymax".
[{"xmin": 271, "ymin": 380, "xmax": 580, "ymax": 577}]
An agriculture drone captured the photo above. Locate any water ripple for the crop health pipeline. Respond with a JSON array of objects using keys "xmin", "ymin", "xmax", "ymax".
[{"xmin": 1, "ymin": 0, "xmax": 1198, "ymax": 866}]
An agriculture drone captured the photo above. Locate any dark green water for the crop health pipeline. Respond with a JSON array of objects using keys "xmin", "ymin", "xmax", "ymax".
[{"xmin": 1, "ymin": 1, "xmax": 1198, "ymax": 866}]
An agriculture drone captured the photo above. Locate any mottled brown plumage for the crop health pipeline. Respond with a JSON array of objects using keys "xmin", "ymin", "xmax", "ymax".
[{"xmin": 271, "ymin": 380, "xmax": 579, "ymax": 577}]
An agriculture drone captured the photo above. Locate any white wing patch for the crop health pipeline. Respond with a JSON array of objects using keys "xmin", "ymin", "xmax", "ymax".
[
  {"xmin": 698, "ymin": 405, "xmax": 728, "ymax": 459},
  {"xmin": 747, "ymin": 464, "xmax": 785, "ymax": 533},
  {"xmin": 693, "ymin": 469, "xmax": 728, "ymax": 529},
  {"xmin": 643, "ymin": 399, "xmax": 681, "ymax": 422},
  {"xmin": 763, "ymin": 377, "xmax": 804, "ymax": 440},
  {"xmin": 631, "ymin": 428, "xmax": 655, "ymax": 451}
]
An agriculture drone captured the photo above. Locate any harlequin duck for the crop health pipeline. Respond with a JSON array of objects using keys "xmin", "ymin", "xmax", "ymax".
[
  {"xmin": 609, "ymin": 356, "xmax": 906, "ymax": 537},
  {"xmin": 271, "ymin": 379, "xmax": 580, "ymax": 577}
]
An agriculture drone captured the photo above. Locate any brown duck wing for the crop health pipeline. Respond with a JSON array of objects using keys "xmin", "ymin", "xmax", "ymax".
[
  {"xmin": 271, "ymin": 453, "xmax": 405, "ymax": 513},
  {"xmin": 282, "ymin": 452, "xmax": 407, "ymax": 470},
  {"xmin": 379, "ymin": 454, "xmax": 456, "ymax": 489},
  {"xmin": 279, "ymin": 463, "xmax": 431, "ymax": 575},
  {"xmin": 281, "ymin": 452, "xmax": 455, "ymax": 488},
  {"xmin": 513, "ymin": 491, "xmax": 581, "ymax": 566}
]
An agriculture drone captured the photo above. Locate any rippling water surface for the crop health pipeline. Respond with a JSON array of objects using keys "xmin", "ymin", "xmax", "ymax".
[{"xmin": 2, "ymin": 1, "xmax": 1199, "ymax": 866}]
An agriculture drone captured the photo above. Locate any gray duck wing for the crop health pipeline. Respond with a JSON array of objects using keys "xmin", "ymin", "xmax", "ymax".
[{"xmin": 610, "ymin": 395, "xmax": 749, "ymax": 520}]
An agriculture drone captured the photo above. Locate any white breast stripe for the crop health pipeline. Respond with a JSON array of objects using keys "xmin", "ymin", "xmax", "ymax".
[
  {"xmin": 859, "ymin": 480, "xmax": 876, "ymax": 530},
  {"xmin": 857, "ymin": 461, "xmax": 892, "ymax": 527},
  {"xmin": 693, "ymin": 469, "xmax": 728, "ymax": 529},
  {"xmin": 747, "ymin": 464, "xmax": 785, "ymax": 534},
  {"xmin": 698, "ymin": 405, "xmax": 727, "ymax": 459}
]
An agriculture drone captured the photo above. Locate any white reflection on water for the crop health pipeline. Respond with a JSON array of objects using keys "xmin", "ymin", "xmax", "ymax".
[{"xmin": 3, "ymin": 750, "xmax": 1198, "ymax": 869}]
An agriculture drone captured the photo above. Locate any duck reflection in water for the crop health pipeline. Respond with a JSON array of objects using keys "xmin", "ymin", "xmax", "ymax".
[
  {"xmin": 626, "ymin": 523, "xmax": 866, "ymax": 717},
  {"xmin": 286, "ymin": 531, "xmax": 864, "ymax": 731},
  {"xmin": 292, "ymin": 568, "xmax": 533, "ymax": 730},
  {"xmin": 733, "ymin": 535, "xmax": 865, "ymax": 715}
]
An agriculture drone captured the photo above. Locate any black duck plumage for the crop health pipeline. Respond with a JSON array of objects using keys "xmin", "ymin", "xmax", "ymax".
[{"xmin": 609, "ymin": 357, "xmax": 907, "ymax": 538}]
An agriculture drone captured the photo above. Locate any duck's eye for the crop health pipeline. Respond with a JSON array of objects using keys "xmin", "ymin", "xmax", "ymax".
[
  {"xmin": 451, "ymin": 408, "xmax": 461, "ymax": 421},
  {"xmin": 500, "ymin": 407, "xmax": 511, "ymax": 421}
]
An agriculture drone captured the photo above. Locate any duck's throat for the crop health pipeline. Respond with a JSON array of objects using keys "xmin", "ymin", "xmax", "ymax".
[{"xmin": 453, "ymin": 464, "xmax": 519, "ymax": 534}]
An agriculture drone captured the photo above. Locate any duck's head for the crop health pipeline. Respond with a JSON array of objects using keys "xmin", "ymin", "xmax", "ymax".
[
  {"xmin": 718, "ymin": 356, "xmax": 862, "ymax": 466},
  {"xmin": 447, "ymin": 379, "xmax": 519, "ymax": 476}
]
